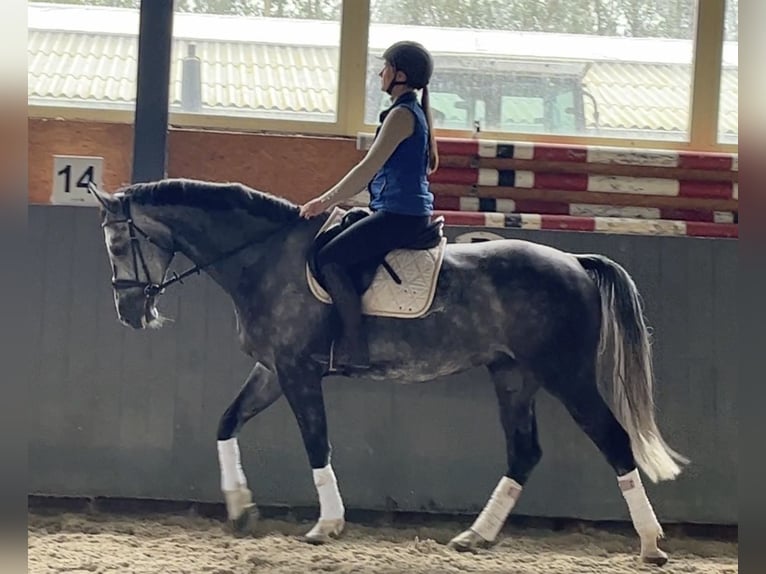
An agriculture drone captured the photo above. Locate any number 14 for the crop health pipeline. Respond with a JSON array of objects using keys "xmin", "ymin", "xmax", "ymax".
[{"xmin": 57, "ymin": 165, "xmax": 95, "ymax": 194}]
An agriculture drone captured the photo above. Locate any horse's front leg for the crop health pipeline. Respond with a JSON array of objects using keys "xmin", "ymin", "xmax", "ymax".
[
  {"xmin": 279, "ymin": 364, "xmax": 345, "ymax": 544},
  {"xmin": 217, "ymin": 361, "xmax": 283, "ymax": 536}
]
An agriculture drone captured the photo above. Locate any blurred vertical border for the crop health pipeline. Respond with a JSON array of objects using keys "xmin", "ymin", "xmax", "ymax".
[
  {"xmin": 0, "ymin": 2, "xmax": 28, "ymax": 574},
  {"xmin": 739, "ymin": 0, "xmax": 764, "ymax": 572}
]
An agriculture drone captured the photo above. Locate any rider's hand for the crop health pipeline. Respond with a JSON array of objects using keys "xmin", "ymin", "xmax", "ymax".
[{"xmin": 299, "ymin": 197, "xmax": 330, "ymax": 219}]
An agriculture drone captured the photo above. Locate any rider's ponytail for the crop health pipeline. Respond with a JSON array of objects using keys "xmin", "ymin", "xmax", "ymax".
[{"xmin": 421, "ymin": 85, "xmax": 439, "ymax": 174}]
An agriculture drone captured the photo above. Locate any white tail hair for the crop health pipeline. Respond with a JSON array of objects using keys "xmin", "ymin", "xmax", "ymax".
[{"xmin": 577, "ymin": 254, "xmax": 689, "ymax": 482}]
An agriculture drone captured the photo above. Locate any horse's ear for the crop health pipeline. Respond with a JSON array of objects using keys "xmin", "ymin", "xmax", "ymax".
[{"xmin": 89, "ymin": 182, "xmax": 118, "ymax": 212}]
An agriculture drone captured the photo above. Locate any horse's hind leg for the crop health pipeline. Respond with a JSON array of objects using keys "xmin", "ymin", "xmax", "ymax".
[
  {"xmin": 216, "ymin": 362, "xmax": 283, "ymax": 536},
  {"xmin": 449, "ymin": 358, "xmax": 541, "ymax": 552},
  {"xmin": 545, "ymin": 362, "xmax": 668, "ymax": 566}
]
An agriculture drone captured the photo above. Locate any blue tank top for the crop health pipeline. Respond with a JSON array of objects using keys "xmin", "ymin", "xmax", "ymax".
[{"xmin": 368, "ymin": 92, "xmax": 433, "ymax": 216}]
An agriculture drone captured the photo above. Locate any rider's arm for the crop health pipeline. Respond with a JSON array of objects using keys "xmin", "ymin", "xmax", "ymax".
[{"xmin": 316, "ymin": 107, "xmax": 414, "ymax": 206}]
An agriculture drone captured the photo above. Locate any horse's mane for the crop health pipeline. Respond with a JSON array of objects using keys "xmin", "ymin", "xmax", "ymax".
[{"xmin": 120, "ymin": 178, "xmax": 301, "ymax": 223}]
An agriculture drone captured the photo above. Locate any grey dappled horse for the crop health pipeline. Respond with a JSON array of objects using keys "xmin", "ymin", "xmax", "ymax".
[{"xmin": 91, "ymin": 179, "xmax": 687, "ymax": 565}]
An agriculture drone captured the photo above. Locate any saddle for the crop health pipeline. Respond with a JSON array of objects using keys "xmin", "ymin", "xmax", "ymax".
[{"xmin": 306, "ymin": 207, "xmax": 447, "ymax": 318}]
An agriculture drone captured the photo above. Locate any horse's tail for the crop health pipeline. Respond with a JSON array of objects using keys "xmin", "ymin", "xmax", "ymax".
[{"xmin": 576, "ymin": 254, "xmax": 689, "ymax": 483}]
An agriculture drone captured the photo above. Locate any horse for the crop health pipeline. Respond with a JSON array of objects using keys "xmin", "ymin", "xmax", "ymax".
[{"xmin": 89, "ymin": 178, "xmax": 687, "ymax": 565}]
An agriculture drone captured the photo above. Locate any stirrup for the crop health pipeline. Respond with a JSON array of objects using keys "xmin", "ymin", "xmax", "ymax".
[
  {"xmin": 331, "ymin": 338, "xmax": 370, "ymax": 371},
  {"xmin": 310, "ymin": 343, "xmax": 347, "ymax": 376},
  {"xmin": 311, "ymin": 341, "xmax": 369, "ymax": 375}
]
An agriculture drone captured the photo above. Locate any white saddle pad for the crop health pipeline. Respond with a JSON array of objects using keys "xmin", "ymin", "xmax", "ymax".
[{"xmin": 306, "ymin": 208, "xmax": 447, "ymax": 319}]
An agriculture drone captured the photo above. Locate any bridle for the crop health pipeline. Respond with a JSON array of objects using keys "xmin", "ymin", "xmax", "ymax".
[
  {"xmin": 101, "ymin": 195, "xmax": 181, "ymax": 297},
  {"xmin": 101, "ymin": 194, "xmax": 282, "ymax": 299}
]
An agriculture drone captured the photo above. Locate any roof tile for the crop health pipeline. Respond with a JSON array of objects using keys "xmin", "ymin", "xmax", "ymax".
[{"xmin": 27, "ymin": 25, "xmax": 737, "ymax": 137}]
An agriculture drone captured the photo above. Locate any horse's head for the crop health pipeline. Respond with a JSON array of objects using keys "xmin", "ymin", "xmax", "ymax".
[{"xmin": 91, "ymin": 183, "xmax": 175, "ymax": 329}]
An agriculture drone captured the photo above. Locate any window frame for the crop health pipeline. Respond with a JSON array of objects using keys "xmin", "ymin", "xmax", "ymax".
[{"xmin": 27, "ymin": 0, "xmax": 737, "ymax": 153}]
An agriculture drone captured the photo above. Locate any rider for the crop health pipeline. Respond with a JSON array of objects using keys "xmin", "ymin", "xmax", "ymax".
[{"xmin": 300, "ymin": 40, "xmax": 439, "ymax": 371}]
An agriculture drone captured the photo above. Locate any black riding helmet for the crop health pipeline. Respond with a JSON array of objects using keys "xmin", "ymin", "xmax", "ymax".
[{"xmin": 382, "ymin": 41, "xmax": 434, "ymax": 94}]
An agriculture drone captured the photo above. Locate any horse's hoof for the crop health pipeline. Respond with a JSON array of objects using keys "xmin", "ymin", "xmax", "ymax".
[
  {"xmin": 300, "ymin": 518, "xmax": 345, "ymax": 545},
  {"xmin": 223, "ymin": 486, "xmax": 259, "ymax": 537},
  {"xmin": 228, "ymin": 504, "xmax": 259, "ymax": 538},
  {"xmin": 641, "ymin": 549, "xmax": 669, "ymax": 566},
  {"xmin": 447, "ymin": 528, "xmax": 493, "ymax": 553}
]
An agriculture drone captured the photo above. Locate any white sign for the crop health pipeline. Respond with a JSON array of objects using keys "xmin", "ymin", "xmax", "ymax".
[{"xmin": 51, "ymin": 155, "xmax": 104, "ymax": 206}]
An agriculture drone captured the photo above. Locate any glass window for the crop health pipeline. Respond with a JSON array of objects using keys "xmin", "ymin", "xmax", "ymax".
[
  {"xmin": 27, "ymin": 1, "xmax": 342, "ymax": 123},
  {"xmin": 28, "ymin": 1, "xmax": 736, "ymax": 150},
  {"xmin": 170, "ymin": 0, "xmax": 341, "ymax": 122},
  {"xmin": 718, "ymin": 0, "xmax": 738, "ymax": 144},
  {"xmin": 366, "ymin": 0, "xmax": 700, "ymax": 142},
  {"xmin": 171, "ymin": 1, "xmax": 341, "ymax": 122},
  {"xmin": 28, "ymin": 1, "xmax": 141, "ymax": 111}
]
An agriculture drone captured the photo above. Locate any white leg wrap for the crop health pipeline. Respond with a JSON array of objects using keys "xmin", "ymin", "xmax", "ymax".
[
  {"xmin": 619, "ymin": 469, "xmax": 663, "ymax": 542},
  {"xmin": 313, "ymin": 464, "xmax": 345, "ymax": 521},
  {"xmin": 471, "ymin": 476, "xmax": 522, "ymax": 542},
  {"xmin": 217, "ymin": 438, "xmax": 247, "ymax": 492}
]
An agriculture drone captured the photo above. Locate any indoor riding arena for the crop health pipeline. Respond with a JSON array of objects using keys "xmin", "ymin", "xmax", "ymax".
[{"xmin": 28, "ymin": 1, "xmax": 738, "ymax": 573}]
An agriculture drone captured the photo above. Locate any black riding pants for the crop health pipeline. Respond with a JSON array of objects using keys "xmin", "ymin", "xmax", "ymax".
[{"xmin": 316, "ymin": 210, "xmax": 431, "ymax": 272}]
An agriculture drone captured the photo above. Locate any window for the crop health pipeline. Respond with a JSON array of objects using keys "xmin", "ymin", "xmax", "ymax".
[
  {"xmin": 718, "ymin": 0, "xmax": 738, "ymax": 144},
  {"xmin": 27, "ymin": 1, "xmax": 343, "ymax": 124},
  {"xmin": 27, "ymin": 1, "xmax": 141, "ymax": 111},
  {"xmin": 366, "ymin": 0, "xmax": 700, "ymax": 142},
  {"xmin": 27, "ymin": 1, "xmax": 737, "ymax": 151},
  {"xmin": 170, "ymin": 1, "xmax": 342, "ymax": 123}
]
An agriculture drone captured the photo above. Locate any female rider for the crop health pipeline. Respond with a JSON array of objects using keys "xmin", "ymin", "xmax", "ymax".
[{"xmin": 300, "ymin": 40, "xmax": 439, "ymax": 372}]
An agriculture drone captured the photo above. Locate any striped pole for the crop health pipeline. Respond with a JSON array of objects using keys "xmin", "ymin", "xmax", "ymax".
[
  {"xmin": 434, "ymin": 210, "xmax": 738, "ymax": 239},
  {"xmin": 435, "ymin": 139, "xmax": 738, "ymax": 171},
  {"xmin": 433, "ymin": 196, "xmax": 736, "ymax": 224},
  {"xmin": 429, "ymin": 168, "xmax": 738, "ymax": 200}
]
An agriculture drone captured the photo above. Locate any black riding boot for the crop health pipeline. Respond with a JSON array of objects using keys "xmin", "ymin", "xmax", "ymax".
[{"xmin": 321, "ymin": 263, "xmax": 370, "ymax": 371}]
